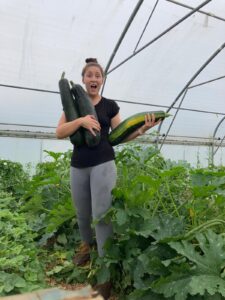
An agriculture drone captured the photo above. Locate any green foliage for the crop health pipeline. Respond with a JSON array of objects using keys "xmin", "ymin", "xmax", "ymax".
[
  {"xmin": 115, "ymin": 145, "xmax": 191, "ymax": 219},
  {"xmin": 44, "ymin": 249, "xmax": 88, "ymax": 285},
  {"xmin": 20, "ymin": 150, "xmax": 76, "ymax": 242},
  {"xmin": 188, "ymin": 167, "xmax": 225, "ymax": 226},
  {"xmin": 1, "ymin": 146, "xmax": 225, "ymax": 299},
  {"xmin": 0, "ymin": 159, "xmax": 29, "ymax": 197},
  {"xmin": 0, "ymin": 193, "xmax": 46, "ymax": 296},
  {"xmin": 92, "ymin": 146, "xmax": 225, "ymax": 299},
  {"xmin": 152, "ymin": 230, "xmax": 225, "ymax": 299}
]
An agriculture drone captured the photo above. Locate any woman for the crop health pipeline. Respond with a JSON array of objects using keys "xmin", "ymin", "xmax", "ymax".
[{"xmin": 56, "ymin": 58, "xmax": 159, "ymax": 265}]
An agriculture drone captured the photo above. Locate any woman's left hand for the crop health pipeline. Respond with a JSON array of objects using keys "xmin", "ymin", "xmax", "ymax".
[{"xmin": 138, "ymin": 113, "xmax": 161, "ymax": 135}]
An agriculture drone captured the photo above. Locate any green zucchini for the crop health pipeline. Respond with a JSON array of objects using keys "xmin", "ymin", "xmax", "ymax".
[
  {"xmin": 108, "ymin": 110, "xmax": 171, "ymax": 146},
  {"xmin": 70, "ymin": 82, "xmax": 101, "ymax": 148},
  {"xmin": 58, "ymin": 72, "xmax": 84, "ymax": 146}
]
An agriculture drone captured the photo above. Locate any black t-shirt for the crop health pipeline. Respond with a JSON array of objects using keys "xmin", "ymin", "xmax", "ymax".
[{"xmin": 71, "ymin": 97, "xmax": 120, "ymax": 168}]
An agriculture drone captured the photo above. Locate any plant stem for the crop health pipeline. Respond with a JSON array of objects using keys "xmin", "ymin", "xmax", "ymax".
[
  {"xmin": 184, "ymin": 219, "xmax": 225, "ymax": 239},
  {"xmin": 165, "ymin": 180, "xmax": 180, "ymax": 218},
  {"xmin": 153, "ymin": 190, "xmax": 168, "ymax": 216}
]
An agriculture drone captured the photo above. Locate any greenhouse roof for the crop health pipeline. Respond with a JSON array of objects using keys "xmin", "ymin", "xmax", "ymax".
[{"xmin": 0, "ymin": 0, "xmax": 224, "ymax": 152}]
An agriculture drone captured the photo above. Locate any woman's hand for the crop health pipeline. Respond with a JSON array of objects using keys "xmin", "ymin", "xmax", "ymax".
[
  {"xmin": 81, "ymin": 115, "xmax": 101, "ymax": 136},
  {"xmin": 138, "ymin": 113, "xmax": 161, "ymax": 135}
]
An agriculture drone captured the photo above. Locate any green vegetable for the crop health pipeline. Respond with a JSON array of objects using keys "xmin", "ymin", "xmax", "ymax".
[
  {"xmin": 108, "ymin": 110, "xmax": 171, "ymax": 146},
  {"xmin": 70, "ymin": 82, "xmax": 101, "ymax": 148},
  {"xmin": 58, "ymin": 72, "xmax": 83, "ymax": 146}
]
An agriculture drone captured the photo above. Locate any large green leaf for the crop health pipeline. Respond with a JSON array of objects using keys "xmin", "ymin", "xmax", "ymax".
[
  {"xmin": 152, "ymin": 230, "xmax": 225, "ymax": 299},
  {"xmin": 153, "ymin": 274, "xmax": 192, "ymax": 300},
  {"xmin": 134, "ymin": 214, "xmax": 185, "ymax": 241},
  {"xmin": 0, "ymin": 272, "xmax": 26, "ymax": 293},
  {"xmin": 152, "ymin": 274, "xmax": 225, "ymax": 300},
  {"xmin": 170, "ymin": 230, "xmax": 225, "ymax": 274}
]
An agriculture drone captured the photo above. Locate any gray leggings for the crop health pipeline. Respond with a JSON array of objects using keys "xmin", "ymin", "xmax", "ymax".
[{"xmin": 70, "ymin": 160, "xmax": 117, "ymax": 256}]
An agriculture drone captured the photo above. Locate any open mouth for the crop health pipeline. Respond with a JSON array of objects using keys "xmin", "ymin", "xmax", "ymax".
[{"xmin": 90, "ymin": 83, "xmax": 97, "ymax": 89}]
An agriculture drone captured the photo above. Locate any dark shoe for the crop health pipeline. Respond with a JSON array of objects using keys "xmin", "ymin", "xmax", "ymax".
[
  {"xmin": 73, "ymin": 242, "xmax": 91, "ymax": 266},
  {"xmin": 94, "ymin": 281, "xmax": 112, "ymax": 300}
]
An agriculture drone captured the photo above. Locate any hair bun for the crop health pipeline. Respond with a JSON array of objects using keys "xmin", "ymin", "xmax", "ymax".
[{"xmin": 85, "ymin": 58, "xmax": 98, "ymax": 64}]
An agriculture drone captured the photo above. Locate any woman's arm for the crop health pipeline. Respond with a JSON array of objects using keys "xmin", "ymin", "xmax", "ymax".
[
  {"xmin": 56, "ymin": 112, "xmax": 101, "ymax": 139},
  {"xmin": 111, "ymin": 113, "xmax": 121, "ymax": 130}
]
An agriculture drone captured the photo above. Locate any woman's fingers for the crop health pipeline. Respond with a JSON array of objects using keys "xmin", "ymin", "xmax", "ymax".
[
  {"xmin": 145, "ymin": 113, "xmax": 155, "ymax": 127},
  {"xmin": 88, "ymin": 115, "xmax": 101, "ymax": 135},
  {"xmin": 91, "ymin": 119, "xmax": 100, "ymax": 130},
  {"xmin": 82, "ymin": 115, "xmax": 101, "ymax": 132},
  {"xmin": 144, "ymin": 113, "xmax": 161, "ymax": 129},
  {"xmin": 89, "ymin": 128, "xmax": 97, "ymax": 136},
  {"xmin": 89, "ymin": 122, "xmax": 101, "ymax": 133},
  {"xmin": 151, "ymin": 113, "xmax": 155, "ymax": 124}
]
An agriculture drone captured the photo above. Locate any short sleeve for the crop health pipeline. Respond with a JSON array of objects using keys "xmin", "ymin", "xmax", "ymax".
[{"xmin": 108, "ymin": 100, "xmax": 120, "ymax": 119}]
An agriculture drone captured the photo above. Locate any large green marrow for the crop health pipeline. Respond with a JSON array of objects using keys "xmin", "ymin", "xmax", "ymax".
[
  {"xmin": 58, "ymin": 72, "xmax": 83, "ymax": 146},
  {"xmin": 70, "ymin": 82, "xmax": 101, "ymax": 148},
  {"xmin": 108, "ymin": 110, "xmax": 171, "ymax": 146}
]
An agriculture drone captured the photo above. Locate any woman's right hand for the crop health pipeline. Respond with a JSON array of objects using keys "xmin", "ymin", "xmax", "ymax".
[{"xmin": 81, "ymin": 115, "xmax": 101, "ymax": 136}]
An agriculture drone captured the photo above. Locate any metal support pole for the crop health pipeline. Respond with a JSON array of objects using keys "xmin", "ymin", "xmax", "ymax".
[
  {"xmin": 40, "ymin": 139, "xmax": 43, "ymax": 163},
  {"xmin": 211, "ymin": 116, "xmax": 225, "ymax": 165},
  {"xmin": 156, "ymin": 89, "xmax": 188, "ymax": 149},
  {"xmin": 107, "ymin": 0, "xmax": 212, "ymax": 75},
  {"xmin": 133, "ymin": 0, "xmax": 160, "ymax": 53},
  {"xmin": 101, "ymin": 0, "xmax": 144, "ymax": 94},
  {"xmin": 188, "ymin": 75, "xmax": 225, "ymax": 89},
  {"xmin": 0, "ymin": 83, "xmax": 59, "ymax": 94},
  {"xmin": 166, "ymin": 0, "xmax": 225, "ymax": 23},
  {"xmin": 156, "ymin": 41, "xmax": 225, "ymax": 149}
]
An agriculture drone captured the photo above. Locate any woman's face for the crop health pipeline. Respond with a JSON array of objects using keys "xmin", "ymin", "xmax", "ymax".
[{"xmin": 82, "ymin": 66, "xmax": 104, "ymax": 97}]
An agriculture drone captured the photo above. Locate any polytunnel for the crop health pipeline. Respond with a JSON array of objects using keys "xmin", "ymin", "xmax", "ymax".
[{"xmin": 0, "ymin": 0, "xmax": 225, "ymax": 167}]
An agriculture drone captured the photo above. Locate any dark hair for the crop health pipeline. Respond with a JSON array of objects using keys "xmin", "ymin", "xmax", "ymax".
[
  {"xmin": 85, "ymin": 58, "xmax": 97, "ymax": 64},
  {"xmin": 81, "ymin": 58, "xmax": 104, "ymax": 77}
]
